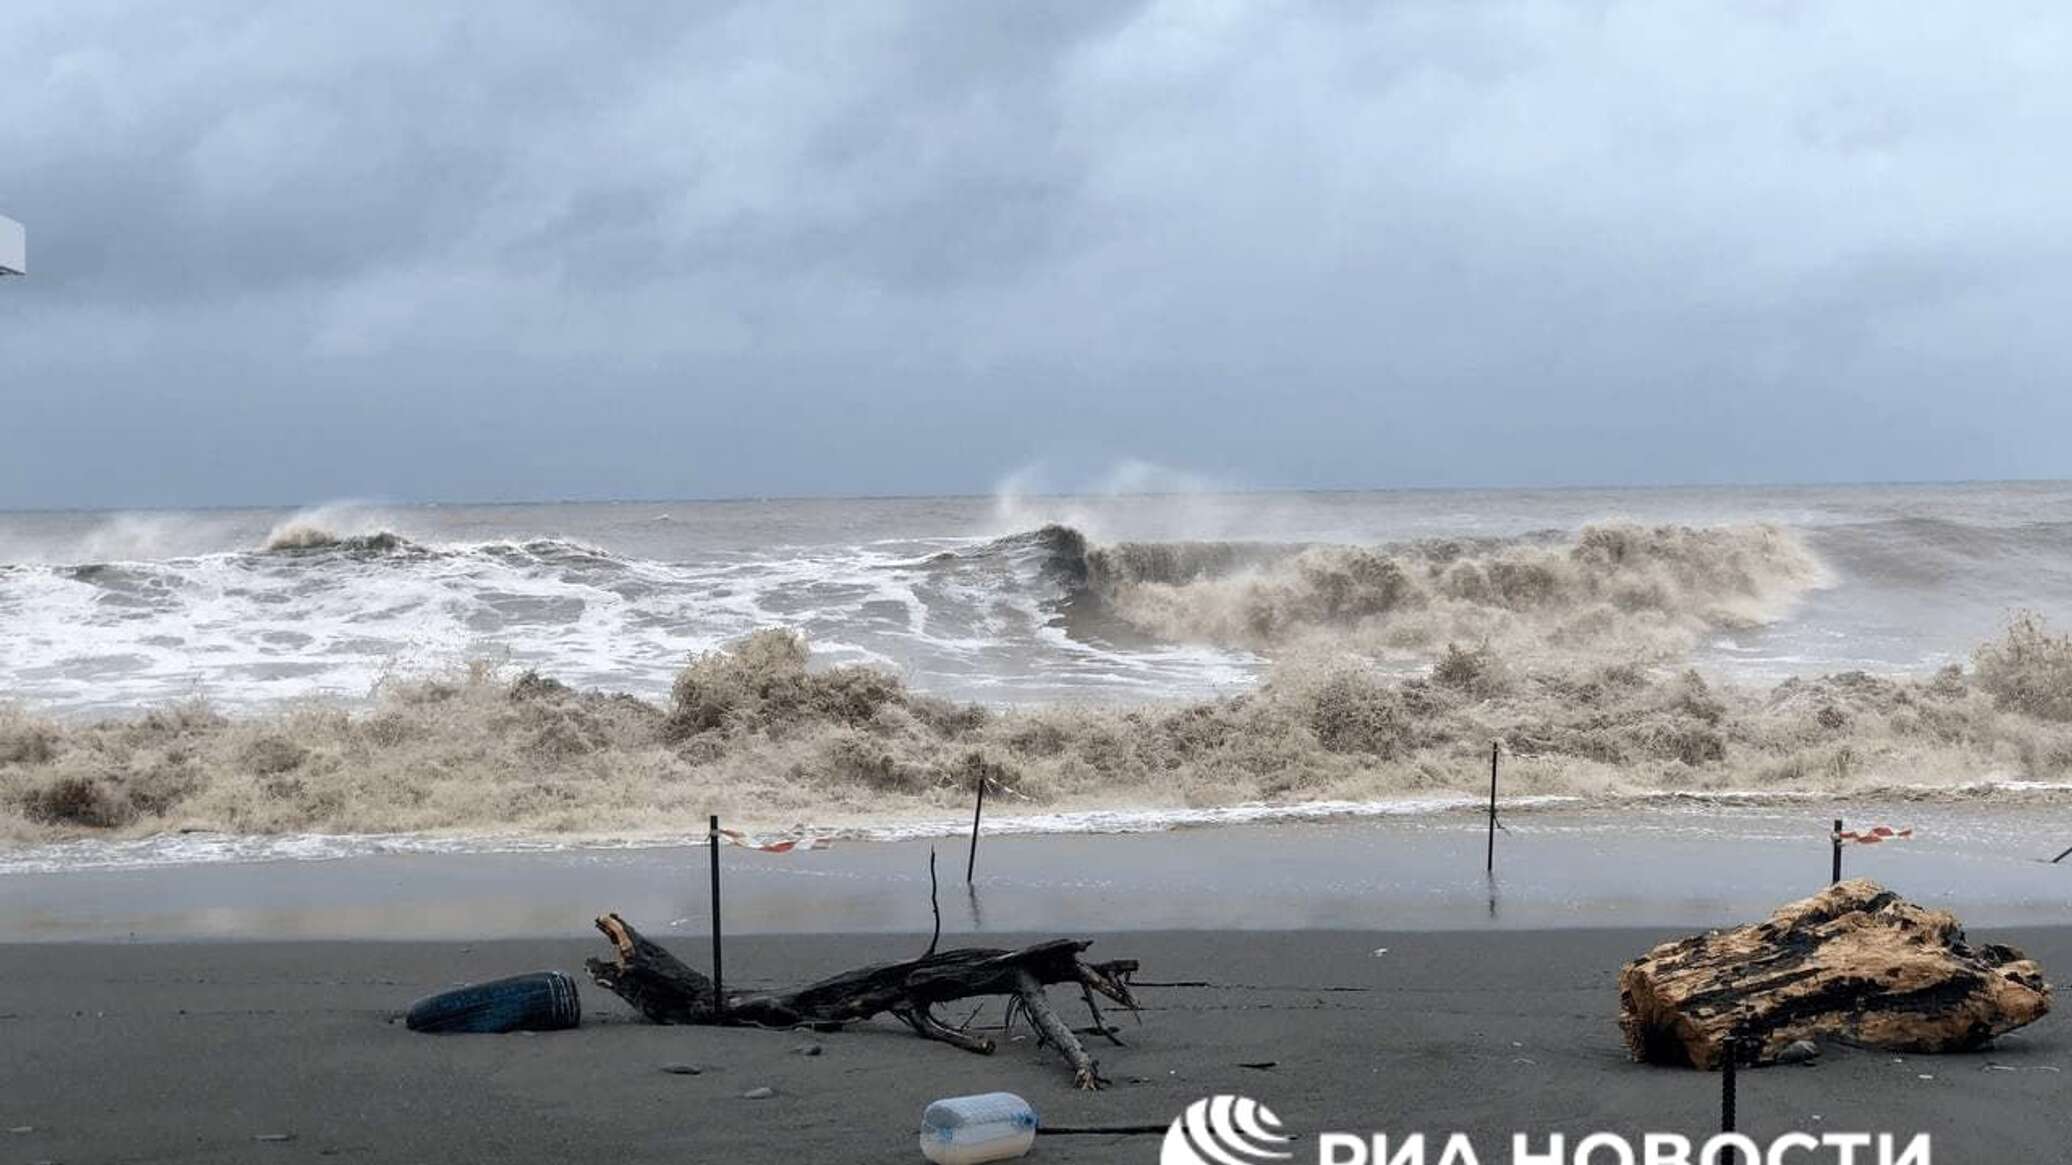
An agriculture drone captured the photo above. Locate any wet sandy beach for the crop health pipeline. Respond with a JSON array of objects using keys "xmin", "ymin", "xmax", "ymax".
[
  {"xmin": 4, "ymin": 808, "xmax": 2068, "ymax": 1162},
  {"xmin": 1, "ymin": 928, "xmax": 2066, "ymax": 1164}
]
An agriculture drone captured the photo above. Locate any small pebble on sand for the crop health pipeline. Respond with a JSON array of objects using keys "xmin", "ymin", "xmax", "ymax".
[
  {"xmin": 1777, "ymin": 1040, "xmax": 1820, "ymax": 1065},
  {"xmin": 742, "ymin": 1087, "xmax": 776, "ymax": 1100},
  {"xmin": 660, "ymin": 1063, "xmax": 703, "ymax": 1075}
]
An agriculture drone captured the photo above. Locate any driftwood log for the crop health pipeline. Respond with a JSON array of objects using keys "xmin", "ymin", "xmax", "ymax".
[
  {"xmin": 585, "ymin": 913, "xmax": 1141, "ymax": 1089},
  {"xmin": 1620, "ymin": 879, "xmax": 2051, "ymax": 1068}
]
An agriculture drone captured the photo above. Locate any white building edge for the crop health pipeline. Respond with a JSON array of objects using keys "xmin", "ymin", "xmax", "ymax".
[{"xmin": 0, "ymin": 214, "xmax": 24, "ymax": 276}]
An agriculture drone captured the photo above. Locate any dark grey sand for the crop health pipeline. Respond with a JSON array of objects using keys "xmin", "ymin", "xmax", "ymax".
[{"xmin": 2, "ymin": 928, "xmax": 2066, "ymax": 1164}]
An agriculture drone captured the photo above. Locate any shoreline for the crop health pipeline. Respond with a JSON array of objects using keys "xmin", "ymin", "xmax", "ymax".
[
  {"xmin": 8, "ymin": 782, "xmax": 2066, "ymax": 1163},
  {"xmin": 3, "ymin": 928, "xmax": 2065, "ymax": 1164},
  {"xmin": 8, "ymin": 778, "xmax": 2072, "ymax": 876},
  {"xmin": 7, "ymin": 802, "xmax": 2070, "ymax": 942}
]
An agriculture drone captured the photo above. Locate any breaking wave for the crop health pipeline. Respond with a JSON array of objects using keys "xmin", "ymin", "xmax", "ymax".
[
  {"xmin": 5, "ymin": 515, "xmax": 1827, "ymax": 718},
  {"xmin": 6, "ymin": 616, "xmax": 2072, "ymax": 844},
  {"xmin": 10, "ymin": 490, "xmax": 2072, "ymax": 856},
  {"xmin": 261, "ymin": 523, "xmax": 422, "ymax": 556},
  {"xmin": 981, "ymin": 520, "xmax": 1828, "ymax": 662}
]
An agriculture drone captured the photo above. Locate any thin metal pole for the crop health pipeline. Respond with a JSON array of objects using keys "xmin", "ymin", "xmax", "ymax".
[
  {"xmin": 966, "ymin": 766, "xmax": 987, "ymax": 883},
  {"xmin": 1831, "ymin": 819, "xmax": 1843, "ymax": 886},
  {"xmin": 1486, "ymin": 742, "xmax": 1499, "ymax": 874},
  {"xmin": 925, "ymin": 847, "xmax": 941, "ymax": 958},
  {"xmin": 1720, "ymin": 1038, "xmax": 1736, "ymax": 1130},
  {"xmin": 2051, "ymin": 843, "xmax": 2072, "ymax": 865},
  {"xmin": 709, "ymin": 814, "xmax": 724, "ymax": 1021}
]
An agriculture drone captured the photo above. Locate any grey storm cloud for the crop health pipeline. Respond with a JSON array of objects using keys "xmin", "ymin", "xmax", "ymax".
[{"xmin": 2, "ymin": 1, "xmax": 2069, "ymax": 508}]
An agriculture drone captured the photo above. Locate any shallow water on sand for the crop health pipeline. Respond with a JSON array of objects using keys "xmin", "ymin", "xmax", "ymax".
[{"xmin": 6, "ymin": 802, "xmax": 2067, "ymax": 941}]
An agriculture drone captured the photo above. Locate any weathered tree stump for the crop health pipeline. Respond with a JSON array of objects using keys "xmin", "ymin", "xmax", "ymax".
[
  {"xmin": 584, "ymin": 913, "xmax": 1141, "ymax": 1088},
  {"xmin": 1620, "ymin": 879, "xmax": 2051, "ymax": 1068}
]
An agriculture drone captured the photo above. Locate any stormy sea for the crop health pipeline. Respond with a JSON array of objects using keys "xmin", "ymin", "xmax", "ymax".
[{"xmin": 5, "ymin": 481, "xmax": 2072, "ymax": 872}]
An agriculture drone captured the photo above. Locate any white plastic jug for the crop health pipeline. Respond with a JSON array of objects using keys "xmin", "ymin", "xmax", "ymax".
[{"xmin": 917, "ymin": 1091, "xmax": 1038, "ymax": 1164}]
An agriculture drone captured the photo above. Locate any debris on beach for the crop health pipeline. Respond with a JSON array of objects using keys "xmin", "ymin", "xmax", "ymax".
[
  {"xmin": 1619, "ymin": 879, "xmax": 2051, "ymax": 1068},
  {"xmin": 403, "ymin": 970, "xmax": 582, "ymax": 1034},
  {"xmin": 584, "ymin": 913, "xmax": 1141, "ymax": 1089},
  {"xmin": 1834, "ymin": 824, "xmax": 1914, "ymax": 845},
  {"xmin": 919, "ymin": 1093, "xmax": 1037, "ymax": 1164},
  {"xmin": 1775, "ymin": 1039, "xmax": 1820, "ymax": 1065}
]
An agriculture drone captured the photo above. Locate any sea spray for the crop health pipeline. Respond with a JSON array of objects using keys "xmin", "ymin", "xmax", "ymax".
[
  {"xmin": 6, "ymin": 617, "xmax": 2072, "ymax": 843},
  {"xmin": 258, "ymin": 502, "xmax": 407, "ymax": 553}
]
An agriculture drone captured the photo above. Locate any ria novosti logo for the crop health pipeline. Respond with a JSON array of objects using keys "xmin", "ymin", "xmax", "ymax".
[
  {"xmin": 1159, "ymin": 1096, "xmax": 1933, "ymax": 1165},
  {"xmin": 1162, "ymin": 1095, "xmax": 1295, "ymax": 1165}
]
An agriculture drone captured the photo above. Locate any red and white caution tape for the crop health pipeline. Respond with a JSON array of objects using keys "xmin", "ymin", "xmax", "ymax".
[
  {"xmin": 1834, "ymin": 824, "xmax": 1914, "ymax": 845},
  {"xmin": 715, "ymin": 828, "xmax": 830, "ymax": 853}
]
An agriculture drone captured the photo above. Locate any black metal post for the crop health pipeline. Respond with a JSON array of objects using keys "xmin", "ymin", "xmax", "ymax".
[
  {"xmin": 1720, "ymin": 1036, "xmax": 1740, "ymax": 1164},
  {"xmin": 709, "ymin": 814, "xmax": 724, "ymax": 1021},
  {"xmin": 966, "ymin": 766, "xmax": 987, "ymax": 883},
  {"xmin": 1831, "ymin": 819, "xmax": 1843, "ymax": 886},
  {"xmin": 2051, "ymin": 843, "xmax": 2072, "ymax": 865},
  {"xmin": 1486, "ymin": 742, "xmax": 1499, "ymax": 874},
  {"xmin": 925, "ymin": 848, "xmax": 942, "ymax": 957}
]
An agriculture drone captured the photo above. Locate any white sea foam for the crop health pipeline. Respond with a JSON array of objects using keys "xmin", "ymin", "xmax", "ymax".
[
  {"xmin": 9, "ymin": 780, "xmax": 2067, "ymax": 875},
  {"xmin": 0, "ymin": 795, "xmax": 1584, "ymax": 874},
  {"xmin": 9, "ymin": 488, "xmax": 2072, "ymax": 873}
]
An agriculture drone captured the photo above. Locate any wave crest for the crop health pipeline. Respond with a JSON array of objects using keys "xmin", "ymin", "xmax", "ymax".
[
  {"xmin": 261, "ymin": 522, "xmax": 421, "ymax": 556},
  {"xmin": 1026, "ymin": 521, "xmax": 1828, "ymax": 661}
]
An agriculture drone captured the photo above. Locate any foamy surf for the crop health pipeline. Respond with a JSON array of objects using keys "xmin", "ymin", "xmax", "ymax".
[
  {"xmin": 0, "ymin": 795, "xmax": 1592, "ymax": 874},
  {"xmin": 0, "ymin": 515, "xmax": 1834, "ymax": 715},
  {"xmin": 7, "ymin": 614, "xmax": 2072, "ymax": 867},
  {"xmin": 8, "ymin": 487, "xmax": 2072, "ymax": 873},
  {"xmin": 9, "ymin": 780, "xmax": 2070, "ymax": 874}
]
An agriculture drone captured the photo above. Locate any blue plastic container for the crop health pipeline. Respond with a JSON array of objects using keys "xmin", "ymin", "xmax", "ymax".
[{"xmin": 405, "ymin": 970, "xmax": 582, "ymax": 1034}]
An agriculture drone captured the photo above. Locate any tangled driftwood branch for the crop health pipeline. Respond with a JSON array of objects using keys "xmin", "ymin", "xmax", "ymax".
[{"xmin": 584, "ymin": 913, "xmax": 1141, "ymax": 1088}]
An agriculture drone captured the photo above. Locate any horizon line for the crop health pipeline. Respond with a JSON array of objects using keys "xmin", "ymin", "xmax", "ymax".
[{"xmin": 1, "ymin": 473, "xmax": 2068, "ymax": 517}]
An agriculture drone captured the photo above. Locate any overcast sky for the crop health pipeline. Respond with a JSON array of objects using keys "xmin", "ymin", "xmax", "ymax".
[{"xmin": 2, "ymin": 2, "xmax": 2068, "ymax": 509}]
